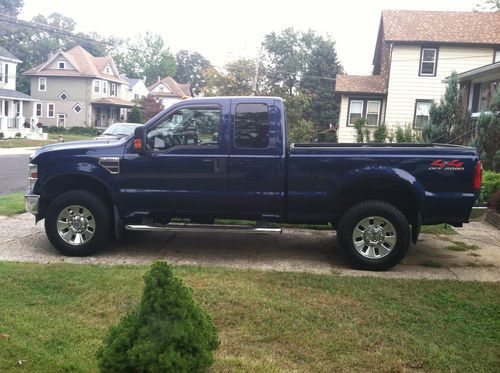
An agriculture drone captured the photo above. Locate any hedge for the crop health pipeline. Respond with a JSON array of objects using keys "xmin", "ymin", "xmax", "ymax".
[{"xmin": 480, "ymin": 171, "xmax": 500, "ymax": 203}]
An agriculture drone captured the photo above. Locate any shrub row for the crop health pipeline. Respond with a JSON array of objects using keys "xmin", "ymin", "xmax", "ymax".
[
  {"xmin": 481, "ymin": 171, "xmax": 500, "ymax": 203},
  {"xmin": 43, "ymin": 126, "xmax": 99, "ymax": 136}
]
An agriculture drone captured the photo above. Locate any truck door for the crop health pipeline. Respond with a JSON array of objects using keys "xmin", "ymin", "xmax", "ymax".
[
  {"xmin": 121, "ymin": 102, "xmax": 229, "ymax": 217},
  {"xmin": 227, "ymin": 98, "xmax": 284, "ymax": 219}
]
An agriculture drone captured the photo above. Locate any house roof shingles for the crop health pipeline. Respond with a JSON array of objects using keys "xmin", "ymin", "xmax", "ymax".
[
  {"xmin": 335, "ymin": 75, "xmax": 386, "ymax": 94},
  {"xmin": 0, "ymin": 46, "xmax": 21, "ymax": 63},
  {"xmin": 381, "ymin": 10, "xmax": 500, "ymax": 45},
  {"xmin": 148, "ymin": 76, "xmax": 192, "ymax": 98},
  {"xmin": 0, "ymin": 88, "xmax": 37, "ymax": 101},
  {"xmin": 23, "ymin": 46, "xmax": 126, "ymax": 84}
]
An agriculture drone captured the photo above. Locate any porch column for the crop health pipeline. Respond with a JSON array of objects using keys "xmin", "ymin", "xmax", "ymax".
[{"xmin": 19, "ymin": 100, "xmax": 23, "ymax": 117}]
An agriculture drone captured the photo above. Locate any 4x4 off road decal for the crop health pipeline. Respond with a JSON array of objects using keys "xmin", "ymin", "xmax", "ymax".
[{"xmin": 428, "ymin": 159, "xmax": 464, "ymax": 171}]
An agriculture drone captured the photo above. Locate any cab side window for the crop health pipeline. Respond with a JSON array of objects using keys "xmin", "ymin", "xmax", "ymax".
[
  {"xmin": 147, "ymin": 106, "xmax": 220, "ymax": 151},
  {"xmin": 235, "ymin": 103, "xmax": 269, "ymax": 148}
]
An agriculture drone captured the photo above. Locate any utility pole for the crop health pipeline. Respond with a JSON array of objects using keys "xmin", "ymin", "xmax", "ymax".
[{"xmin": 252, "ymin": 49, "xmax": 261, "ymax": 95}]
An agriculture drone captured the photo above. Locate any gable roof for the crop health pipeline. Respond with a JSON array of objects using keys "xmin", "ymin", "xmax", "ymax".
[
  {"xmin": 335, "ymin": 75, "xmax": 386, "ymax": 94},
  {"xmin": 148, "ymin": 76, "xmax": 192, "ymax": 98},
  {"xmin": 122, "ymin": 76, "xmax": 142, "ymax": 88},
  {"xmin": 0, "ymin": 46, "xmax": 22, "ymax": 63},
  {"xmin": 381, "ymin": 10, "xmax": 500, "ymax": 45},
  {"xmin": 23, "ymin": 46, "xmax": 126, "ymax": 84}
]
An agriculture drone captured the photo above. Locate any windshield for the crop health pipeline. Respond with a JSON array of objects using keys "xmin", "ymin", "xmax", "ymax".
[{"xmin": 102, "ymin": 123, "xmax": 140, "ymax": 136}]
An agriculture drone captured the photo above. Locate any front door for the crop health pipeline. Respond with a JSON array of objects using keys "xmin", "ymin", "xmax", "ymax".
[
  {"xmin": 121, "ymin": 102, "xmax": 229, "ymax": 218},
  {"xmin": 57, "ymin": 113, "xmax": 66, "ymax": 128}
]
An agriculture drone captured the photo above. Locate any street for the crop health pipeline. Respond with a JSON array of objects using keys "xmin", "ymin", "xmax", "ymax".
[{"xmin": 0, "ymin": 154, "xmax": 30, "ymax": 195}]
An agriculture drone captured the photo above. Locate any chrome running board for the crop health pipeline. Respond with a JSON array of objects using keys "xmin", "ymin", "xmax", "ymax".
[{"xmin": 125, "ymin": 222, "xmax": 282, "ymax": 234}]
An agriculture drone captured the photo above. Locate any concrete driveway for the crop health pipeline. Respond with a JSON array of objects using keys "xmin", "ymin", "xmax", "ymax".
[{"xmin": 1, "ymin": 213, "xmax": 498, "ymax": 281}]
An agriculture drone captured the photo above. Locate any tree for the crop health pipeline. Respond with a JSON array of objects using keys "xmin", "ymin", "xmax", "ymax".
[
  {"xmin": 0, "ymin": 0, "xmax": 24, "ymax": 16},
  {"xmin": 472, "ymin": 93, "xmax": 500, "ymax": 171},
  {"xmin": 202, "ymin": 59, "xmax": 256, "ymax": 96},
  {"xmin": 422, "ymin": 73, "xmax": 469, "ymax": 143},
  {"xmin": 140, "ymin": 96, "xmax": 163, "ymax": 121},
  {"xmin": 174, "ymin": 50, "xmax": 210, "ymax": 95},
  {"xmin": 261, "ymin": 28, "xmax": 342, "ymax": 131},
  {"xmin": 114, "ymin": 32, "xmax": 176, "ymax": 86},
  {"xmin": 288, "ymin": 119, "xmax": 316, "ymax": 144},
  {"xmin": 97, "ymin": 261, "xmax": 219, "ymax": 373},
  {"xmin": 474, "ymin": 0, "xmax": 500, "ymax": 11},
  {"xmin": 301, "ymin": 37, "xmax": 343, "ymax": 130},
  {"xmin": 128, "ymin": 105, "xmax": 144, "ymax": 124}
]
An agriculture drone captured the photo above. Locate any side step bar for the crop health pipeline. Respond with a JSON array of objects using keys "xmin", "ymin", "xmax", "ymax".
[{"xmin": 125, "ymin": 222, "xmax": 282, "ymax": 234}]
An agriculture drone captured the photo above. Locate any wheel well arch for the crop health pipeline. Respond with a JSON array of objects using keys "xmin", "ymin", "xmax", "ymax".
[
  {"xmin": 38, "ymin": 173, "xmax": 115, "ymax": 218},
  {"xmin": 333, "ymin": 177, "xmax": 421, "ymax": 226}
]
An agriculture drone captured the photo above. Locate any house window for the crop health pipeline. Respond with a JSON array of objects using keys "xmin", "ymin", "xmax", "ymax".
[
  {"xmin": 494, "ymin": 50, "xmax": 500, "ymax": 63},
  {"xmin": 35, "ymin": 103, "xmax": 42, "ymax": 117},
  {"xmin": 366, "ymin": 101, "xmax": 381, "ymax": 126},
  {"xmin": 0, "ymin": 62, "xmax": 3, "ymax": 82},
  {"xmin": 94, "ymin": 80, "xmax": 100, "ymax": 93},
  {"xmin": 15, "ymin": 101, "xmax": 20, "ymax": 117},
  {"xmin": 235, "ymin": 103, "xmax": 270, "ymax": 148},
  {"xmin": 414, "ymin": 100, "xmax": 432, "ymax": 128},
  {"xmin": 3, "ymin": 100, "xmax": 8, "ymax": 116},
  {"xmin": 58, "ymin": 61, "xmax": 65, "ymax": 69},
  {"xmin": 479, "ymin": 79, "xmax": 500, "ymax": 112},
  {"xmin": 59, "ymin": 91, "xmax": 68, "ymax": 101},
  {"xmin": 110, "ymin": 83, "xmax": 116, "ymax": 96},
  {"xmin": 103, "ymin": 81, "xmax": 107, "ymax": 94},
  {"xmin": 73, "ymin": 103, "xmax": 82, "ymax": 114},
  {"xmin": 420, "ymin": 48, "xmax": 438, "ymax": 76},
  {"xmin": 38, "ymin": 77, "xmax": 46, "ymax": 91},
  {"xmin": 348, "ymin": 100, "xmax": 363, "ymax": 125},
  {"xmin": 105, "ymin": 66, "xmax": 111, "ymax": 74},
  {"xmin": 3, "ymin": 63, "xmax": 8, "ymax": 83},
  {"xmin": 47, "ymin": 103, "xmax": 55, "ymax": 118}
]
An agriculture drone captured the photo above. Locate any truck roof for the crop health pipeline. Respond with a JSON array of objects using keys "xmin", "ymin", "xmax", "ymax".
[{"xmin": 178, "ymin": 96, "xmax": 284, "ymax": 105}]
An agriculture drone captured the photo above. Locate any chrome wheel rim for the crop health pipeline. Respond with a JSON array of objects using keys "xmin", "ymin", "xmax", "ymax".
[
  {"xmin": 56, "ymin": 205, "xmax": 96, "ymax": 246},
  {"xmin": 352, "ymin": 216, "xmax": 397, "ymax": 259}
]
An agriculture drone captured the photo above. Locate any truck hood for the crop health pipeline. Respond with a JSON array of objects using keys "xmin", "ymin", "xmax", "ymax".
[{"xmin": 30, "ymin": 138, "xmax": 126, "ymax": 161}]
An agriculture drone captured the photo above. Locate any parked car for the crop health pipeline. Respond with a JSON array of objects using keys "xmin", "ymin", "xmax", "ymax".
[
  {"xmin": 95, "ymin": 122, "xmax": 142, "ymax": 140},
  {"xmin": 24, "ymin": 97, "xmax": 482, "ymax": 270}
]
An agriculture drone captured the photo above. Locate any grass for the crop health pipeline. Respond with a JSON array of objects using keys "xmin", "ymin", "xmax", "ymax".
[
  {"xmin": 0, "ymin": 193, "xmax": 24, "ymax": 216},
  {"xmin": 0, "ymin": 134, "xmax": 93, "ymax": 148},
  {"xmin": 0, "ymin": 262, "xmax": 498, "ymax": 372},
  {"xmin": 446, "ymin": 241, "xmax": 481, "ymax": 252},
  {"xmin": 421, "ymin": 223, "xmax": 457, "ymax": 235}
]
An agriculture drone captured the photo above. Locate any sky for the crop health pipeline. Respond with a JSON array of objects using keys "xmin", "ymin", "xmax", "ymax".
[{"xmin": 20, "ymin": 0, "xmax": 480, "ymax": 75}]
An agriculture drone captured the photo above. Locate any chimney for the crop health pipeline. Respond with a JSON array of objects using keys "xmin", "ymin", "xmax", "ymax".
[{"xmin": 157, "ymin": 76, "xmax": 161, "ymax": 83}]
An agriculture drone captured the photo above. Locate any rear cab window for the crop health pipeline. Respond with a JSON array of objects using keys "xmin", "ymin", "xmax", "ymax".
[{"xmin": 235, "ymin": 103, "xmax": 269, "ymax": 148}]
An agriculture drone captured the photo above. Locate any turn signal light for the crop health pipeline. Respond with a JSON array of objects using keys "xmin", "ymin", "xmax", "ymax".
[
  {"xmin": 133, "ymin": 139, "xmax": 142, "ymax": 150},
  {"xmin": 473, "ymin": 161, "xmax": 482, "ymax": 191}
]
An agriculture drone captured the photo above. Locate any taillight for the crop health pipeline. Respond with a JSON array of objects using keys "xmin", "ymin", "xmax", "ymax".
[
  {"xmin": 29, "ymin": 163, "xmax": 38, "ymax": 179},
  {"xmin": 473, "ymin": 161, "xmax": 482, "ymax": 191}
]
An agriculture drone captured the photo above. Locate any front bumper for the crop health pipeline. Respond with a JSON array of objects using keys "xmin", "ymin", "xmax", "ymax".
[{"xmin": 24, "ymin": 193, "xmax": 40, "ymax": 215}]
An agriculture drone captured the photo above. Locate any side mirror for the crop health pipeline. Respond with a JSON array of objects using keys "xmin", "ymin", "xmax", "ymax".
[{"xmin": 133, "ymin": 126, "xmax": 146, "ymax": 154}]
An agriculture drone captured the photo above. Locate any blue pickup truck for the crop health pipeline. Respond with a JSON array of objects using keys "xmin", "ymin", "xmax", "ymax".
[{"xmin": 25, "ymin": 97, "xmax": 482, "ymax": 270}]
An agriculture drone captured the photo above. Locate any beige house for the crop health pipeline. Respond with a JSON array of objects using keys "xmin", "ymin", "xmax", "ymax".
[
  {"xmin": 0, "ymin": 46, "xmax": 44, "ymax": 139},
  {"xmin": 336, "ymin": 10, "xmax": 500, "ymax": 143},
  {"xmin": 23, "ymin": 46, "xmax": 134, "ymax": 128},
  {"xmin": 148, "ymin": 76, "xmax": 192, "ymax": 109}
]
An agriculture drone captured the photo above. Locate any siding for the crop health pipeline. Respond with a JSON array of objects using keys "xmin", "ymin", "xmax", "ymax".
[
  {"xmin": 29, "ymin": 77, "xmax": 92, "ymax": 127},
  {"xmin": 385, "ymin": 44, "xmax": 495, "ymax": 127},
  {"xmin": 337, "ymin": 94, "xmax": 387, "ymax": 143}
]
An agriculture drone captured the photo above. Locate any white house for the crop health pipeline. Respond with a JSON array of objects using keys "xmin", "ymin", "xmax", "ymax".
[
  {"xmin": 336, "ymin": 10, "xmax": 500, "ymax": 143},
  {"xmin": 0, "ymin": 46, "xmax": 45, "ymax": 139},
  {"xmin": 122, "ymin": 76, "xmax": 149, "ymax": 102},
  {"xmin": 148, "ymin": 76, "xmax": 192, "ymax": 109}
]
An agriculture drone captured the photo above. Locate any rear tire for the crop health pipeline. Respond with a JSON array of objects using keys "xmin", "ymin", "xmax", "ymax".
[
  {"xmin": 337, "ymin": 200, "xmax": 410, "ymax": 271},
  {"xmin": 45, "ymin": 190, "xmax": 111, "ymax": 256}
]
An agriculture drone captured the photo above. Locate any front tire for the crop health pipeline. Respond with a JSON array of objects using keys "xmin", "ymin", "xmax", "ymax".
[
  {"xmin": 45, "ymin": 190, "xmax": 111, "ymax": 256},
  {"xmin": 337, "ymin": 200, "xmax": 411, "ymax": 271}
]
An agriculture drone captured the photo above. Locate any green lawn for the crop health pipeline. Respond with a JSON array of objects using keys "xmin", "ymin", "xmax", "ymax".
[
  {"xmin": 0, "ymin": 262, "xmax": 498, "ymax": 372},
  {"xmin": 0, "ymin": 134, "xmax": 93, "ymax": 148},
  {"xmin": 0, "ymin": 193, "xmax": 24, "ymax": 216}
]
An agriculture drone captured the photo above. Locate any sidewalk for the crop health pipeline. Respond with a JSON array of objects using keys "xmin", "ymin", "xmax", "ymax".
[{"xmin": 0, "ymin": 147, "xmax": 39, "ymax": 156}]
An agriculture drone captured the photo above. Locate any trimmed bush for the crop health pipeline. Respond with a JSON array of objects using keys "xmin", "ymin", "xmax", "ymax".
[
  {"xmin": 96, "ymin": 261, "xmax": 219, "ymax": 373},
  {"xmin": 480, "ymin": 171, "xmax": 500, "ymax": 203},
  {"xmin": 43, "ymin": 126, "xmax": 99, "ymax": 136}
]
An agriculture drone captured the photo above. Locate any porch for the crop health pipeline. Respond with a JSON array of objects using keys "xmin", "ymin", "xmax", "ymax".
[
  {"xmin": 91, "ymin": 97, "xmax": 134, "ymax": 127},
  {"xmin": 0, "ymin": 95, "xmax": 47, "ymax": 140}
]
